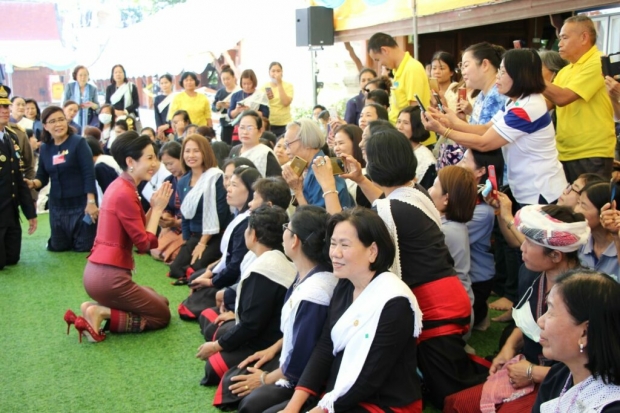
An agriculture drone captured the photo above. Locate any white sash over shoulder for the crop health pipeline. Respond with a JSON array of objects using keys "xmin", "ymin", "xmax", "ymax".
[
  {"xmin": 279, "ymin": 271, "xmax": 338, "ymax": 373},
  {"xmin": 110, "ymin": 82, "xmax": 132, "ymax": 108},
  {"xmin": 234, "ymin": 250, "xmax": 296, "ymax": 323},
  {"xmin": 541, "ymin": 374, "xmax": 620, "ymax": 413},
  {"xmin": 157, "ymin": 92, "xmax": 178, "ymax": 114},
  {"xmin": 240, "ymin": 143, "xmax": 274, "ymax": 177},
  {"xmin": 211, "ymin": 210, "xmax": 251, "ymax": 274},
  {"xmin": 373, "ymin": 186, "xmax": 441, "ymax": 278},
  {"xmin": 317, "ymin": 272, "xmax": 422, "ymax": 413},
  {"xmin": 180, "ymin": 167, "xmax": 223, "ymax": 235}
]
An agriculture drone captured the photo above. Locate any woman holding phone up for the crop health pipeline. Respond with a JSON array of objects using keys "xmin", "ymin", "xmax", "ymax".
[
  {"xmin": 422, "ymin": 48, "xmax": 567, "ymax": 208},
  {"xmin": 261, "ymin": 62, "xmax": 293, "ymax": 138}
]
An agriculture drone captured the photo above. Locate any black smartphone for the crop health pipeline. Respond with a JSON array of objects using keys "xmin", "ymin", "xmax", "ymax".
[
  {"xmin": 432, "ymin": 91, "xmax": 445, "ymax": 113},
  {"xmin": 83, "ymin": 214, "xmax": 93, "ymax": 225},
  {"xmin": 414, "ymin": 94, "xmax": 427, "ymax": 112}
]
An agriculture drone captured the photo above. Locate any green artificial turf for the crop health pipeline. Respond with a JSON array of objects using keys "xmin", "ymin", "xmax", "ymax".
[{"xmin": 0, "ymin": 214, "xmax": 504, "ymax": 413}]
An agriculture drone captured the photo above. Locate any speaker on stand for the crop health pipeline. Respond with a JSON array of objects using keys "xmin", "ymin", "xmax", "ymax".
[{"xmin": 296, "ymin": 6, "xmax": 334, "ymax": 106}]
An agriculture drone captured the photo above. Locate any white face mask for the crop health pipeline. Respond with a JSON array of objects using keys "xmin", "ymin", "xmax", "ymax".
[
  {"xmin": 512, "ymin": 281, "xmax": 543, "ymax": 343},
  {"xmin": 98, "ymin": 113, "xmax": 112, "ymax": 125}
]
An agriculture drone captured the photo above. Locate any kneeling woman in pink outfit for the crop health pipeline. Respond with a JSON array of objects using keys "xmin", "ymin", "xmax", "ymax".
[{"xmin": 65, "ymin": 131, "xmax": 173, "ymax": 342}]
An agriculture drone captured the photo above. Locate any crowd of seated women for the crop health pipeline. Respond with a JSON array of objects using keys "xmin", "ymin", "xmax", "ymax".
[{"xmin": 14, "ymin": 17, "xmax": 614, "ymax": 413}]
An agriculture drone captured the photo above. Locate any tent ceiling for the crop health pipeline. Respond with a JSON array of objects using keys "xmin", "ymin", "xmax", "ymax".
[{"xmin": 87, "ymin": 0, "xmax": 261, "ymax": 79}]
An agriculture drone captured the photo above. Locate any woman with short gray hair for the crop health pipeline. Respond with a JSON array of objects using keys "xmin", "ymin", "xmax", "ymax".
[
  {"xmin": 281, "ymin": 119, "xmax": 353, "ymax": 209},
  {"xmin": 538, "ymin": 50, "xmax": 568, "ymax": 83}
]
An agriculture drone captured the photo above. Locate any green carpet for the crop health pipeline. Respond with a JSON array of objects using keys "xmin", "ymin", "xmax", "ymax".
[{"xmin": 0, "ymin": 214, "xmax": 504, "ymax": 413}]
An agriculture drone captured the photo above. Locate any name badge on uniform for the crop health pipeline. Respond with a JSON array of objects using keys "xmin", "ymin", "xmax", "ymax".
[{"xmin": 53, "ymin": 154, "xmax": 66, "ymax": 165}]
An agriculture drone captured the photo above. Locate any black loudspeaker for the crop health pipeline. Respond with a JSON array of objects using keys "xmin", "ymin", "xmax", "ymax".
[{"xmin": 296, "ymin": 6, "xmax": 334, "ymax": 47}]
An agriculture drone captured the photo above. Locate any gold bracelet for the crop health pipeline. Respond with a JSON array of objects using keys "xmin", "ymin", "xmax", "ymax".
[{"xmin": 443, "ymin": 128, "xmax": 453, "ymax": 138}]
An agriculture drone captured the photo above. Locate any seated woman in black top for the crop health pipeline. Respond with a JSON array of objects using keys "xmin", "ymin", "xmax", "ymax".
[
  {"xmin": 281, "ymin": 207, "xmax": 423, "ymax": 413},
  {"xmin": 313, "ymin": 127, "xmax": 483, "ymax": 408},
  {"xmin": 213, "ymin": 205, "xmax": 337, "ymax": 412},
  {"xmin": 228, "ymin": 110, "xmax": 282, "ymax": 177},
  {"xmin": 533, "ymin": 270, "xmax": 620, "ymax": 413},
  {"xmin": 178, "ymin": 166, "xmax": 261, "ymax": 316},
  {"xmin": 195, "ymin": 205, "xmax": 296, "ymax": 386}
]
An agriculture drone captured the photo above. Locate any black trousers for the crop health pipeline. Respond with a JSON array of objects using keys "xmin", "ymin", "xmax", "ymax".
[
  {"xmin": 472, "ymin": 279, "xmax": 494, "ymax": 326},
  {"xmin": 169, "ymin": 233, "xmax": 222, "ymax": 279},
  {"xmin": 238, "ymin": 382, "xmax": 297, "ymax": 413},
  {"xmin": 221, "ymin": 126, "xmax": 234, "ymax": 145},
  {"xmin": 270, "ymin": 125, "xmax": 287, "ymax": 138},
  {"xmin": 0, "ymin": 224, "xmax": 22, "ymax": 270},
  {"xmin": 562, "ymin": 157, "xmax": 613, "ymax": 183}
]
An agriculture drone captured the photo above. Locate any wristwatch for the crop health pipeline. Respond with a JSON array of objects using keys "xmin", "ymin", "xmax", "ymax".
[{"xmin": 87, "ymin": 199, "xmax": 96, "ymax": 204}]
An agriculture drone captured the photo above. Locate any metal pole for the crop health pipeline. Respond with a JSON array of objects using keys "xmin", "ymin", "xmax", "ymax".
[
  {"xmin": 311, "ymin": 49, "xmax": 317, "ymax": 107},
  {"xmin": 412, "ymin": 0, "xmax": 418, "ymax": 60}
]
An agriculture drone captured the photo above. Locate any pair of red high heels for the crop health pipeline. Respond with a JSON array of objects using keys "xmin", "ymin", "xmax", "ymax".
[{"xmin": 63, "ymin": 309, "xmax": 106, "ymax": 343}]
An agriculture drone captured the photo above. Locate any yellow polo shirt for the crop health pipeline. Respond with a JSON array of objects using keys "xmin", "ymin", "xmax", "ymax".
[
  {"xmin": 261, "ymin": 81, "xmax": 294, "ymax": 126},
  {"xmin": 390, "ymin": 52, "xmax": 434, "ymax": 145},
  {"xmin": 554, "ymin": 45, "xmax": 615, "ymax": 161},
  {"xmin": 168, "ymin": 91, "xmax": 212, "ymax": 126}
]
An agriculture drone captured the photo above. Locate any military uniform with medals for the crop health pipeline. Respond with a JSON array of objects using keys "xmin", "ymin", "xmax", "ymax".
[{"xmin": 0, "ymin": 85, "xmax": 36, "ymax": 270}]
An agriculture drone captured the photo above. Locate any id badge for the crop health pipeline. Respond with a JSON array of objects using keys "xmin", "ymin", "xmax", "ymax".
[{"xmin": 53, "ymin": 154, "xmax": 66, "ymax": 165}]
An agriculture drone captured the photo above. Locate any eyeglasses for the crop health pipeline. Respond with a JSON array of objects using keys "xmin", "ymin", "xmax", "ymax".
[
  {"xmin": 45, "ymin": 117, "xmax": 67, "ymax": 125},
  {"xmin": 563, "ymin": 183, "xmax": 582, "ymax": 196},
  {"xmin": 239, "ymin": 125, "xmax": 256, "ymax": 131},
  {"xmin": 282, "ymin": 223, "xmax": 298, "ymax": 237},
  {"xmin": 284, "ymin": 138, "xmax": 300, "ymax": 150},
  {"xmin": 497, "ymin": 67, "xmax": 507, "ymax": 77}
]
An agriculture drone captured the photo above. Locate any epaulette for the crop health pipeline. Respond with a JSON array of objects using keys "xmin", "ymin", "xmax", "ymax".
[{"xmin": 6, "ymin": 124, "xmax": 24, "ymax": 134}]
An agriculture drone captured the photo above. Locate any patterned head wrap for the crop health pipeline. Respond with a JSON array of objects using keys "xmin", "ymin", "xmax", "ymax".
[{"xmin": 514, "ymin": 205, "xmax": 590, "ymax": 253}]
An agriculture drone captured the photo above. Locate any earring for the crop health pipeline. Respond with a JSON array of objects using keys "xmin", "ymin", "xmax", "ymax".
[
  {"xmin": 129, "ymin": 167, "xmax": 134, "ymax": 173},
  {"xmin": 579, "ymin": 343, "xmax": 584, "ymax": 353}
]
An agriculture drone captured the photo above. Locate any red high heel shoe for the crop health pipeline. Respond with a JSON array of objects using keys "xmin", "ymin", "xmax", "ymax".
[
  {"xmin": 64, "ymin": 309, "xmax": 77, "ymax": 335},
  {"xmin": 74, "ymin": 317, "xmax": 106, "ymax": 343}
]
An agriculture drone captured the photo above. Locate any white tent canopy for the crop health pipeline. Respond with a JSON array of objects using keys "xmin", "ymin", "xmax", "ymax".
[
  {"xmin": 87, "ymin": 0, "xmax": 263, "ymax": 79},
  {"xmin": 0, "ymin": 40, "xmax": 77, "ymax": 71}
]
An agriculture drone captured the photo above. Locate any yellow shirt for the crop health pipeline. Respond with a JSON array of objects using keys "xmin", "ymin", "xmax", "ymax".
[
  {"xmin": 554, "ymin": 45, "xmax": 615, "ymax": 161},
  {"xmin": 390, "ymin": 52, "xmax": 435, "ymax": 145},
  {"xmin": 168, "ymin": 91, "xmax": 212, "ymax": 126},
  {"xmin": 261, "ymin": 81, "xmax": 294, "ymax": 126}
]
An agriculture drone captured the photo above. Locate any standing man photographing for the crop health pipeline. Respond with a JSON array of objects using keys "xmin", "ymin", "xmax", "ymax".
[
  {"xmin": 543, "ymin": 15, "xmax": 616, "ymax": 182},
  {"xmin": 367, "ymin": 32, "xmax": 434, "ymax": 146}
]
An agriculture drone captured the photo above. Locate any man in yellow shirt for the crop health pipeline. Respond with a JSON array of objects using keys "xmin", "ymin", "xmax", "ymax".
[
  {"xmin": 367, "ymin": 32, "xmax": 434, "ymax": 146},
  {"xmin": 543, "ymin": 15, "xmax": 615, "ymax": 182}
]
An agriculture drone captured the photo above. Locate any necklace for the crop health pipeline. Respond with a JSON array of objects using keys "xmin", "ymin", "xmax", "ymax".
[
  {"xmin": 554, "ymin": 373, "xmax": 590, "ymax": 413},
  {"xmin": 150, "ymin": 170, "xmax": 160, "ymax": 191}
]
